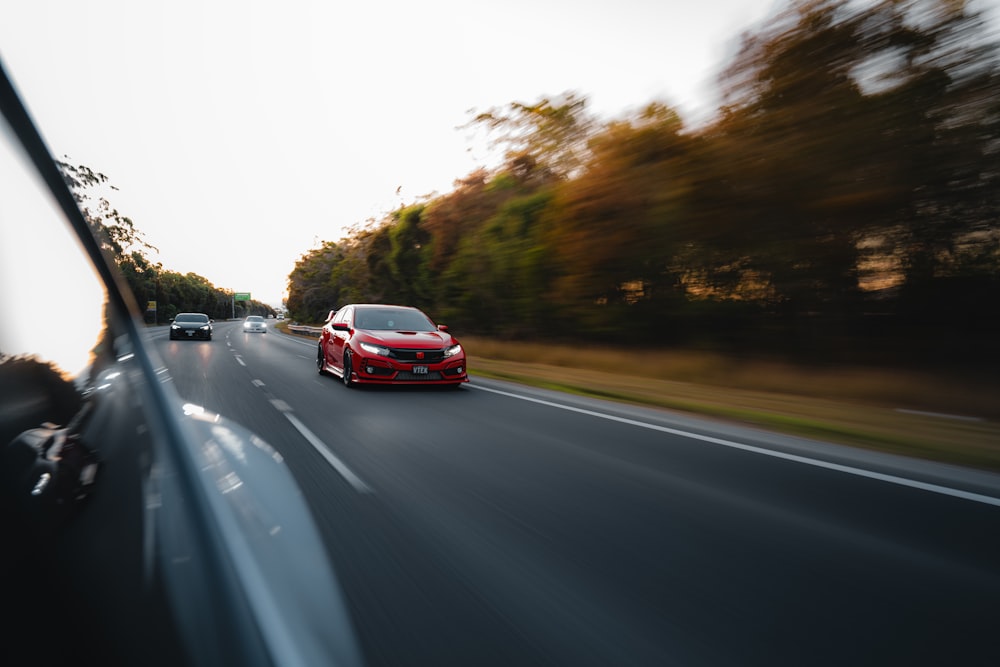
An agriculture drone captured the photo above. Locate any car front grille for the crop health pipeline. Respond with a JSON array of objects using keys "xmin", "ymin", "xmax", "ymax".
[{"xmin": 388, "ymin": 348, "xmax": 446, "ymax": 363}]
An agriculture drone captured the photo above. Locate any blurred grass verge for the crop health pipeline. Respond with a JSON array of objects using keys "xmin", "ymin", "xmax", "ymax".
[
  {"xmin": 463, "ymin": 337, "xmax": 1000, "ymax": 473},
  {"xmin": 279, "ymin": 324, "xmax": 1000, "ymax": 472}
]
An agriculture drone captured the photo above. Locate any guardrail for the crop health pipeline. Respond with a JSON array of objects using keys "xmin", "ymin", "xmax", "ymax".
[{"xmin": 286, "ymin": 324, "xmax": 323, "ymax": 337}]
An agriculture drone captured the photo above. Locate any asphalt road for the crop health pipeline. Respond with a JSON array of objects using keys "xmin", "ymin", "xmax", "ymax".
[{"xmin": 154, "ymin": 321, "xmax": 1000, "ymax": 667}]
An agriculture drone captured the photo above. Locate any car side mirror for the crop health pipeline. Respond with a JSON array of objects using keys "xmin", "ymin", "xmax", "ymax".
[{"xmin": 437, "ymin": 324, "xmax": 449, "ymax": 332}]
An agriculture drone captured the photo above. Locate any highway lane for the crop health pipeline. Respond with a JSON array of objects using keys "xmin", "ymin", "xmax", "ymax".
[{"xmin": 153, "ymin": 321, "xmax": 1000, "ymax": 666}]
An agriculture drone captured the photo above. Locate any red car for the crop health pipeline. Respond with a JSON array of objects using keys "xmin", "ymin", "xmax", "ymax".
[{"xmin": 316, "ymin": 304, "xmax": 468, "ymax": 387}]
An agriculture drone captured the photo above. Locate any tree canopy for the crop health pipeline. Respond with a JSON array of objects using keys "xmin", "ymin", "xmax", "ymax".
[
  {"xmin": 287, "ymin": 0, "xmax": 999, "ymax": 366},
  {"xmin": 58, "ymin": 159, "xmax": 274, "ymax": 322}
]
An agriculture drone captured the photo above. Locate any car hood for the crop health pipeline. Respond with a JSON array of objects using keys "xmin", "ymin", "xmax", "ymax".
[{"xmin": 361, "ymin": 330, "xmax": 455, "ymax": 348}]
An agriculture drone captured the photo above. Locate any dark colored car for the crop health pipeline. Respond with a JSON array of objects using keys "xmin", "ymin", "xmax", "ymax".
[
  {"xmin": 169, "ymin": 312, "xmax": 213, "ymax": 340},
  {"xmin": 0, "ymin": 60, "xmax": 362, "ymax": 667},
  {"xmin": 317, "ymin": 304, "xmax": 468, "ymax": 387}
]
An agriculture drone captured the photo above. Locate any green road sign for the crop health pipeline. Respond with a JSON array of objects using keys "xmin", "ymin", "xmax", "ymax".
[{"xmin": 234, "ymin": 292, "xmax": 251, "ymax": 301}]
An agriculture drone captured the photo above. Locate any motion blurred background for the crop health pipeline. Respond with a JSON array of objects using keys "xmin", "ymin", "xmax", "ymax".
[
  {"xmin": 9, "ymin": 0, "xmax": 999, "ymax": 406},
  {"xmin": 283, "ymin": 1, "xmax": 999, "ymax": 373}
]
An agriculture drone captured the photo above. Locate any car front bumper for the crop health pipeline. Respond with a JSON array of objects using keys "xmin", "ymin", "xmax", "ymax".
[
  {"xmin": 351, "ymin": 355, "xmax": 468, "ymax": 385},
  {"xmin": 171, "ymin": 328, "xmax": 211, "ymax": 339}
]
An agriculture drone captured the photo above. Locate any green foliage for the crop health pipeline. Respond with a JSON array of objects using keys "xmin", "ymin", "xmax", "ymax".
[
  {"xmin": 387, "ymin": 205, "xmax": 431, "ymax": 306},
  {"xmin": 439, "ymin": 189, "xmax": 556, "ymax": 335},
  {"xmin": 57, "ymin": 161, "xmax": 276, "ymax": 322},
  {"xmin": 277, "ymin": 0, "xmax": 1000, "ymax": 364},
  {"xmin": 286, "ymin": 241, "xmax": 348, "ymax": 323}
]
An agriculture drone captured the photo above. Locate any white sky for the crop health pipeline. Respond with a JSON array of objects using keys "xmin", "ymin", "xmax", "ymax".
[{"xmin": 1, "ymin": 0, "xmax": 781, "ymax": 307}]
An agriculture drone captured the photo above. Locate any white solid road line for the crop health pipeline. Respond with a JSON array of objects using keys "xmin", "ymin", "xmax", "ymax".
[
  {"xmin": 895, "ymin": 408, "xmax": 982, "ymax": 422},
  {"xmin": 469, "ymin": 384, "xmax": 1000, "ymax": 508}
]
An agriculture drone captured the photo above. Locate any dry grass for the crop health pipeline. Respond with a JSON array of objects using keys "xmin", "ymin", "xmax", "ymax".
[
  {"xmin": 462, "ymin": 336, "xmax": 999, "ymax": 419},
  {"xmin": 461, "ymin": 336, "xmax": 1000, "ymax": 472},
  {"xmin": 278, "ymin": 325, "xmax": 1000, "ymax": 471}
]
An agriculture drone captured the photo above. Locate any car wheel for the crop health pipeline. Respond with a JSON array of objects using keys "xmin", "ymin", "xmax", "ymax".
[
  {"xmin": 316, "ymin": 344, "xmax": 326, "ymax": 375},
  {"xmin": 342, "ymin": 350, "xmax": 355, "ymax": 388}
]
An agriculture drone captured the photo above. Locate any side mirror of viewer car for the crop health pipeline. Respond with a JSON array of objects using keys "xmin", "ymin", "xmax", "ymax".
[{"xmin": 0, "ymin": 58, "xmax": 363, "ymax": 667}]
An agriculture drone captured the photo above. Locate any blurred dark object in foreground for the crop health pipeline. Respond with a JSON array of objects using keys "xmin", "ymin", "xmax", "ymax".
[{"xmin": 1, "ymin": 54, "xmax": 362, "ymax": 667}]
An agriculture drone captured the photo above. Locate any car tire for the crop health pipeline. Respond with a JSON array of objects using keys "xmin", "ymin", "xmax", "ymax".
[
  {"xmin": 316, "ymin": 344, "xmax": 326, "ymax": 375},
  {"xmin": 342, "ymin": 350, "xmax": 355, "ymax": 388}
]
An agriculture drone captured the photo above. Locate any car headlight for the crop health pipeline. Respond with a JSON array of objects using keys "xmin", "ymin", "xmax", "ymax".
[
  {"xmin": 171, "ymin": 324, "xmax": 180, "ymax": 330},
  {"xmin": 200, "ymin": 325, "xmax": 210, "ymax": 330},
  {"xmin": 443, "ymin": 344, "xmax": 462, "ymax": 358},
  {"xmin": 359, "ymin": 342, "xmax": 390, "ymax": 356}
]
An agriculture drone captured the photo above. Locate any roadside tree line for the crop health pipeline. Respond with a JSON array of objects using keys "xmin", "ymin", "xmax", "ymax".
[
  {"xmin": 287, "ymin": 0, "xmax": 999, "ymax": 368},
  {"xmin": 57, "ymin": 161, "xmax": 274, "ymax": 322}
]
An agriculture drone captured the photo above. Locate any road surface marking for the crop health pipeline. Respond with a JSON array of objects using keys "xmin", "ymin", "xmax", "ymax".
[
  {"xmin": 284, "ymin": 413, "xmax": 373, "ymax": 494},
  {"xmin": 269, "ymin": 399, "xmax": 292, "ymax": 412},
  {"xmin": 240, "ymin": 364, "xmax": 371, "ymax": 493},
  {"xmin": 470, "ymin": 384, "xmax": 1000, "ymax": 508},
  {"xmin": 895, "ymin": 408, "xmax": 982, "ymax": 422}
]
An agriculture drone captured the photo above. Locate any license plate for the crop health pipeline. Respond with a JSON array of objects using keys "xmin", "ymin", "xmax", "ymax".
[
  {"xmin": 186, "ymin": 331, "xmax": 193, "ymax": 336},
  {"xmin": 413, "ymin": 366, "xmax": 428, "ymax": 374}
]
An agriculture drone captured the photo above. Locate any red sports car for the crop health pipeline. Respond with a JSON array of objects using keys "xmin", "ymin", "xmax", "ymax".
[{"xmin": 316, "ymin": 304, "xmax": 468, "ymax": 387}]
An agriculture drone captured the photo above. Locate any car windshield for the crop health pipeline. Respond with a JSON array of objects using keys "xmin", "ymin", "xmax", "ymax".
[
  {"xmin": 353, "ymin": 308, "xmax": 435, "ymax": 331},
  {"xmin": 247, "ymin": 316, "xmax": 264, "ymax": 322},
  {"xmin": 176, "ymin": 314, "xmax": 208, "ymax": 323}
]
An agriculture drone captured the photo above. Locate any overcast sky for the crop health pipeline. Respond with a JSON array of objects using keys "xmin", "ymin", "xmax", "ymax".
[{"xmin": 2, "ymin": 0, "xmax": 782, "ymax": 306}]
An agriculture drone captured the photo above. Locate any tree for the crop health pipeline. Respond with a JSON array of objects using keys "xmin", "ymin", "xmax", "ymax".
[
  {"xmin": 682, "ymin": 0, "xmax": 999, "ymax": 358},
  {"xmin": 281, "ymin": 0, "xmax": 997, "ymax": 366},
  {"xmin": 287, "ymin": 241, "xmax": 345, "ymax": 323},
  {"xmin": 464, "ymin": 92, "xmax": 595, "ymax": 179},
  {"xmin": 57, "ymin": 159, "xmax": 156, "ymax": 265},
  {"xmin": 545, "ymin": 103, "xmax": 691, "ymax": 331},
  {"xmin": 387, "ymin": 205, "xmax": 432, "ymax": 307},
  {"xmin": 57, "ymin": 160, "xmax": 273, "ymax": 322}
]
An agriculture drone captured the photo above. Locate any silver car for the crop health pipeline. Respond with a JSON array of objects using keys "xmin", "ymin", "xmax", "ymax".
[{"xmin": 243, "ymin": 315, "xmax": 268, "ymax": 333}]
